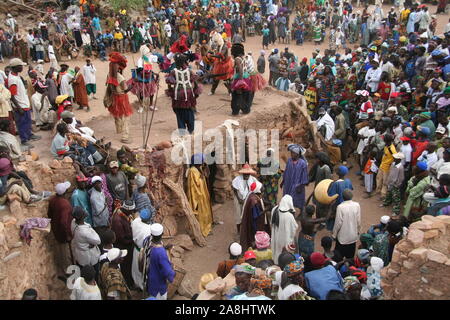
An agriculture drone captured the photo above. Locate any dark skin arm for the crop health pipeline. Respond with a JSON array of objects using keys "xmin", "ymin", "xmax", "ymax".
[{"xmin": 10, "ymin": 95, "xmax": 24, "ymax": 115}]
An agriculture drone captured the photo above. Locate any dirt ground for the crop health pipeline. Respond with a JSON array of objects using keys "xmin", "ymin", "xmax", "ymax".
[{"xmin": 1, "ymin": 4, "xmax": 448, "ymax": 297}]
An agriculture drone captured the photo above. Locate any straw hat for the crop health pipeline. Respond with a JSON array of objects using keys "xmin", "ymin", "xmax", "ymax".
[
  {"xmin": 238, "ymin": 163, "xmax": 256, "ymax": 176},
  {"xmin": 314, "ymin": 179, "xmax": 338, "ymax": 204},
  {"xmin": 198, "ymin": 273, "xmax": 217, "ymax": 292}
]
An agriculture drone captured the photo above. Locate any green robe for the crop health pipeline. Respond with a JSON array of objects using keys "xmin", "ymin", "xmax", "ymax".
[{"xmin": 403, "ymin": 175, "xmax": 431, "ymax": 218}]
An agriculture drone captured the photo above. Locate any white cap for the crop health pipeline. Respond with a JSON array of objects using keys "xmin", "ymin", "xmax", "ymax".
[
  {"xmin": 107, "ymin": 248, "xmax": 127, "ymax": 262},
  {"xmin": 436, "ymin": 127, "xmax": 446, "ymax": 134},
  {"xmin": 91, "ymin": 176, "xmax": 102, "ymax": 184},
  {"xmin": 387, "ymin": 106, "xmax": 398, "ymax": 114},
  {"xmin": 55, "ymin": 181, "xmax": 71, "ymax": 195},
  {"xmin": 370, "ymin": 257, "xmax": 384, "ymax": 272},
  {"xmin": 151, "ymin": 223, "xmax": 164, "ymax": 236},
  {"xmin": 380, "ymin": 215, "xmax": 390, "ymax": 224},
  {"xmin": 229, "ymin": 242, "xmax": 242, "ymax": 256},
  {"xmin": 135, "ymin": 174, "xmax": 147, "ymax": 188},
  {"xmin": 9, "ymin": 58, "xmax": 27, "ymax": 67}
]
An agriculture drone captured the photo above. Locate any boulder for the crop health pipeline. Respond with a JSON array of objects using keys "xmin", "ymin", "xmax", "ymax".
[
  {"xmin": 177, "ymin": 277, "xmax": 195, "ymax": 299},
  {"xmin": 49, "ymin": 160, "xmax": 61, "ymax": 169},
  {"xmin": 409, "ymin": 221, "xmax": 433, "ymax": 231},
  {"xmin": 172, "ymin": 234, "xmax": 194, "ymax": 251},
  {"xmin": 408, "ymin": 248, "xmax": 428, "ymax": 263},
  {"xmin": 402, "ymin": 259, "xmax": 415, "ymax": 269},
  {"xmin": 426, "ymin": 249, "xmax": 448, "ymax": 264},
  {"xmin": 407, "ymin": 229, "xmax": 424, "ymax": 247},
  {"xmin": 424, "ymin": 230, "xmax": 439, "ymax": 240},
  {"xmin": 30, "ymin": 151, "xmax": 39, "ymax": 161},
  {"xmin": 40, "ymin": 164, "xmax": 53, "ymax": 175},
  {"xmin": 8, "ymin": 200, "xmax": 22, "ymax": 216},
  {"xmin": 205, "ymin": 277, "xmax": 226, "ymax": 294}
]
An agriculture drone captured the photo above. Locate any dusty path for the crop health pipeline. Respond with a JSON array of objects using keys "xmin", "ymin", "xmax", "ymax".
[{"xmin": 0, "ymin": 4, "xmax": 448, "ymax": 297}]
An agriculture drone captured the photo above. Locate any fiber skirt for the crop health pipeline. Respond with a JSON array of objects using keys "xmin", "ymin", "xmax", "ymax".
[
  {"xmin": 126, "ymin": 79, "xmax": 157, "ymax": 97},
  {"xmin": 250, "ymin": 73, "xmax": 267, "ymax": 92},
  {"xmin": 108, "ymin": 94, "xmax": 133, "ymax": 118},
  {"xmin": 212, "ymin": 57, "xmax": 234, "ymax": 81}
]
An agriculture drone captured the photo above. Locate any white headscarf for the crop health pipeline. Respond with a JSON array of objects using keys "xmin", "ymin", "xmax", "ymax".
[{"xmin": 278, "ymin": 195, "xmax": 295, "ymax": 212}]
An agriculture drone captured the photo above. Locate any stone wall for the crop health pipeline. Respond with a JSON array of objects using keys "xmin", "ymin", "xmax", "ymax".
[
  {"xmin": 0, "ymin": 158, "xmax": 76, "ymax": 300},
  {"xmin": 381, "ymin": 215, "xmax": 450, "ymax": 300}
]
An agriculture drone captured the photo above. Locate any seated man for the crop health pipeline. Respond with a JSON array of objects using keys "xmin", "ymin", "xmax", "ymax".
[
  {"xmin": 60, "ymin": 111, "xmax": 96, "ymax": 144},
  {"xmin": 0, "ymin": 120, "xmax": 24, "ymax": 160},
  {"xmin": 51, "ymin": 122, "xmax": 103, "ymax": 166},
  {"xmin": 0, "ymin": 157, "xmax": 50, "ymax": 205}
]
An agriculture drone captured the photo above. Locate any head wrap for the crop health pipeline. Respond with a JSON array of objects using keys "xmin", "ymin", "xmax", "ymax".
[
  {"xmin": 283, "ymin": 257, "xmax": 305, "ymax": 277},
  {"xmin": 417, "ymin": 161, "xmax": 428, "ymax": 171},
  {"xmin": 234, "ymin": 264, "xmax": 255, "ymax": 275},
  {"xmin": 359, "ymin": 233, "xmax": 374, "ymax": 248},
  {"xmin": 370, "ymin": 257, "xmax": 384, "ymax": 273},
  {"xmin": 250, "ymin": 274, "xmax": 272, "ymax": 289},
  {"xmin": 337, "ymin": 165, "xmax": 349, "ymax": 176},
  {"xmin": 109, "ymin": 52, "xmax": 127, "ymax": 69},
  {"xmin": 349, "ymin": 266, "xmax": 367, "ymax": 283},
  {"xmin": 343, "ymin": 276, "xmax": 360, "ymax": 291},
  {"xmin": 250, "ymin": 180, "xmax": 263, "ymax": 194},
  {"xmin": 287, "ymin": 143, "xmax": 305, "ymax": 156},
  {"xmin": 139, "ymin": 208, "xmax": 151, "ymax": 220},
  {"xmin": 310, "ymin": 252, "xmax": 327, "ymax": 268},
  {"xmin": 357, "ymin": 249, "xmax": 370, "ymax": 262},
  {"xmin": 255, "ymin": 231, "xmax": 271, "ymax": 249},
  {"xmin": 229, "ymin": 242, "xmax": 242, "ymax": 256}
]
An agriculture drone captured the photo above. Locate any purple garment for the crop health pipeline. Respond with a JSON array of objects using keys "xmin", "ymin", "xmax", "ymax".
[
  {"xmin": 282, "ymin": 157, "xmax": 308, "ymax": 210},
  {"xmin": 146, "ymin": 246, "xmax": 176, "ymax": 297},
  {"xmin": 20, "ymin": 217, "xmax": 51, "ymax": 245}
]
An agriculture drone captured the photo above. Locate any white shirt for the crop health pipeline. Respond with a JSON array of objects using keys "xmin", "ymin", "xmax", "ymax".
[
  {"xmin": 333, "ymin": 200, "xmax": 361, "ymax": 245},
  {"xmin": 70, "ymin": 277, "xmax": 102, "ymax": 300},
  {"xmin": 315, "ymin": 112, "xmax": 335, "ymax": 141},
  {"xmin": 357, "ymin": 126, "xmax": 376, "ymax": 155},
  {"xmin": 400, "ymin": 144, "xmax": 412, "ymax": 165},
  {"xmin": 60, "ymin": 72, "xmax": 74, "ymax": 97},
  {"xmin": 82, "ymin": 65, "xmax": 96, "ymax": 84},
  {"xmin": 0, "ymin": 71, "xmax": 6, "ymax": 85},
  {"xmin": 26, "ymin": 34, "xmax": 35, "ymax": 48},
  {"xmin": 70, "ymin": 220, "xmax": 101, "ymax": 267},
  {"xmin": 48, "ymin": 45, "xmax": 57, "ymax": 60},
  {"xmin": 418, "ymin": 151, "xmax": 438, "ymax": 170},
  {"xmin": 445, "ymin": 22, "xmax": 450, "ymax": 34},
  {"xmin": 7, "ymin": 73, "xmax": 29, "ymax": 109},
  {"xmin": 81, "ymin": 33, "xmax": 91, "ymax": 46},
  {"xmin": 365, "ymin": 67, "xmax": 382, "ymax": 92},
  {"xmin": 232, "ymin": 175, "xmax": 258, "ymax": 200}
]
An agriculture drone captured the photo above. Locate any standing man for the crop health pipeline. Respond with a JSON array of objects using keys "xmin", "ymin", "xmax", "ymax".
[
  {"xmin": 111, "ymin": 200, "xmax": 135, "ymax": 287},
  {"xmin": 143, "ymin": 223, "xmax": 175, "ymax": 300},
  {"xmin": 7, "ymin": 58, "xmax": 41, "ymax": 147},
  {"xmin": 82, "ymin": 59, "xmax": 97, "ymax": 100},
  {"xmin": 99, "ymin": 248, "xmax": 132, "ymax": 300},
  {"xmin": 47, "ymin": 181, "xmax": 73, "ymax": 281},
  {"xmin": 268, "ymin": 49, "xmax": 280, "ymax": 87},
  {"xmin": 106, "ymin": 161, "xmax": 130, "ymax": 208},
  {"xmin": 89, "ymin": 175, "xmax": 110, "ymax": 232},
  {"xmin": 131, "ymin": 209, "xmax": 152, "ymax": 291},
  {"xmin": 232, "ymin": 164, "xmax": 258, "ymax": 233},
  {"xmin": 71, "ymin": 176, "xmax": 92, "ymax": 225},
  {"xmin": 71, "ymin": 207, "xmax": 101, "ymax": 268},
  {"xmin": 73, "ymin": 66, "xmax": 90, "ymax": 111},
  {"xmin": 281, "ymin": 144, "xmax": 309, "ymax": 213},
  {"xmin": 187, "ymin": 153, "xmax": 213, "ymax": 238},
  {"xmin": 376, "ymin": 134, "xmax": 396, "ymax": 200},
  {"xmin": 332, "ymin": 189, "xmax": 361, "ymax": 259},
  {"xmin": 105, "ymin": 52, "xmax": 133, "ymax": 144}
]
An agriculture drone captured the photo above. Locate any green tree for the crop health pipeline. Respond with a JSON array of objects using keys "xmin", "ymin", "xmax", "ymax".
[{"xmin": 107, "ymin": 0, "xmax": 147, "ymax": 11}]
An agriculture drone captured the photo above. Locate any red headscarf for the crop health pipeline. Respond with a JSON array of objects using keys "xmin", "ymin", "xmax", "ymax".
[{"xmin": 109, "ymin": 52, "xmax": 127, "ymax": 69}]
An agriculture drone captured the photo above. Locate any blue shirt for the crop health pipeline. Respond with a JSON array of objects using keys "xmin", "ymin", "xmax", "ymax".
[
  {"xmin": 92, "ymin": 17, "xmax": 101, "ymax": 31},
  {"xmin": 328, "ymin": 178, "xmax": 353, "ymax": 205},
  {"xmin": 305, "ymin": 265, "xmax": 344, "ymax": 300},
  {"xmin": 147, "ymin": 246, "xmax": 175, "ymax": 297},
  {"xmin": 71, "ymin": 189, "xmax": 93, "ymax": 225}
]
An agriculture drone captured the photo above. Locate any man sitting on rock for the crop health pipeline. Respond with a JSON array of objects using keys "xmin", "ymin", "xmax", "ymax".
[{"xmin": 0, "ymin": 120, "xmax": 24, "ymax": 160}]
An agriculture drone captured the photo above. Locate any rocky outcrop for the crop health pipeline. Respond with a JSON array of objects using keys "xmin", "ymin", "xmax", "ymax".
[
  {"xmin": 0, "ymin": 158, "xmax": 76, "ymax": 300},
  {"xmin": 381, "ymin": 215, "xmax": 450, "ymax": 300}
]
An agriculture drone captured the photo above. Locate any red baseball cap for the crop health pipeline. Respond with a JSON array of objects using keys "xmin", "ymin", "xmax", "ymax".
[{"xmin": 244, "ymin": 250, "xmax": 257, "ymax": 261}]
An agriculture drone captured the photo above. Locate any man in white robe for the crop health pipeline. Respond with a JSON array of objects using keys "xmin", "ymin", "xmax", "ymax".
[
  {"xmin": 232, "ymin": 164, "xmax": 258, "ymax": 233},
  {"xmin": 270, "ymin": 195, "xmax": 298, "ymax": 265},
  {"xmin": 131, "ymin": 209, "xmax": 152, "ymax": 290}
]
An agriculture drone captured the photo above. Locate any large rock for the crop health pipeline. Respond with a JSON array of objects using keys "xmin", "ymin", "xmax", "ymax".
[
  {"xmin": 177, "ymin": 277, "xmax": 195, "ymax": 298},
  {"xmin": 205, "ymin": 277, "xmax": 226, "ymax": 294},
  {"xmin": 171, "ymin": 234, "xmax": 194, "ymax": 251}
]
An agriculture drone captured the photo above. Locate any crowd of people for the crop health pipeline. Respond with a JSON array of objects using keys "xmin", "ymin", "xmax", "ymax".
[{"xmin": 2, "ymin": 0, "xmax": 449, "ymax": 301}]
